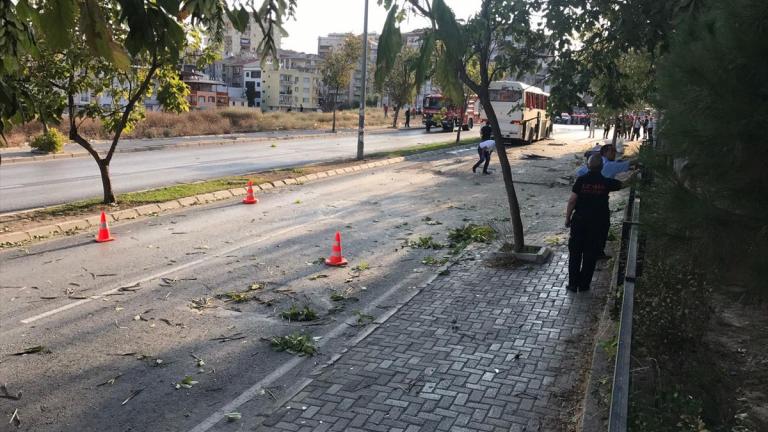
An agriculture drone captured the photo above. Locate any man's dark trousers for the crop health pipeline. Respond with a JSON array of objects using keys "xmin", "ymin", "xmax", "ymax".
[
  {"xmin": 568, "ymin": 216, "xmax": 606, "ymax": 290},
  {"xmin": 472, "ymin": 148, "xmax": 491, "ymax": 173}
]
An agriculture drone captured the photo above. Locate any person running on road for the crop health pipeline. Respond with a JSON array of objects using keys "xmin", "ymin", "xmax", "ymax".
[{"xmin": 565, "ymin": 155, "xmax": 632, "ymax": 292}]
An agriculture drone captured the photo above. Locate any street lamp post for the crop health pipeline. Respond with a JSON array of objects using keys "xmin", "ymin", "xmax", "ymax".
[{"xmin": 356, "ymin": 0, "xmax": 369, "ymax": 160}]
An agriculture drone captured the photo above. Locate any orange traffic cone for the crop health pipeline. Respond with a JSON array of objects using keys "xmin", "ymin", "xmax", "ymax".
[
  {"xmin": 325, "ymin": 231, "xmax": 348, "ymax": 266},
  {"xmin": 95, "ymin": 211, "xmax": 114, "ymax": 243},
  {"xmin": 243, "ymin": 181, "xmax": 258, "ymax": 204}
]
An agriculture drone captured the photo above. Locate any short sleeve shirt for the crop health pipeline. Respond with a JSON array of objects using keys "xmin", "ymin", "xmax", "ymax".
[{"xmin": 572, "ymin": 171, "xmax": 622, "ymax": 221}]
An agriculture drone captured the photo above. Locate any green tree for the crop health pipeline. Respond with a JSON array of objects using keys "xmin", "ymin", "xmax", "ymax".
[
  {"xmin": 320, "ymin": 35, "xmax": 362, "ymax": 133},
  {"xmin": 2, "ymin": 0, "xmax": 295, "ymax": 200},
  {"xmin": 378, "ymin": 46, "xmax": 419, "ymax": 128},
  {"xmin": 378, "ymin": 0, "xmax": 547, "ymax": 252}
]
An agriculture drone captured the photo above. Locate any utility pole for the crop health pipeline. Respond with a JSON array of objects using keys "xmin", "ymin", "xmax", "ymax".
[{"xmin": 356, "ymin": 0, "xmax": 369, "ymax": 160}]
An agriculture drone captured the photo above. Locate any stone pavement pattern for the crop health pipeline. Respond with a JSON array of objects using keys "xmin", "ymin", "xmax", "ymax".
[{"xmin": 259, "ymin": 246, "xmax": 610, "ymax": 432}]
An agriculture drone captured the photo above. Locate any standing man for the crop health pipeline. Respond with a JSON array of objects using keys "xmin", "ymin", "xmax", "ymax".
[
  {"xmin": 603, "ymin": 118, "xmax": 612, "ymax": 139},
  {"xmin": 383, "ymin": 103, "xmax": 388, "ymax": 118},
  {"xmin": 565, "ymin": 155, "xmax": 627, "ymax": 292},
  {"xmin": 647, "ymin": 116, "xmax": 655, "ymax": 142},
  {"xmin": 588, "ymin": 115, "xmax": 596, "ymax": 138},
  {"xmin": 632, "ymin": 116, "xmax": 641, "ymax": 141},
  {"xmin": 404, "ymin": 107, "xmax": 411, "ymax": 128}
]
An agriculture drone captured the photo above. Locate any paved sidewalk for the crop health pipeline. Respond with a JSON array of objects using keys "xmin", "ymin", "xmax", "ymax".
[{"xmin": 257, "ymin": 243, "xmax": 611, "ymax": 432}]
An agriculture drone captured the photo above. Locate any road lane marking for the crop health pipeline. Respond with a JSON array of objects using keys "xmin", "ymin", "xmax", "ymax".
[
  {"xmin": 18, "ymin": 209, "xmax": 352, "ymax": 325},
  {"xmin": 187, "ymin": 270, "xmax": 429, "ymax": 432},
  {"xmin": 0, "ymin": 184, "xmax": 23, "ymax": 190}
]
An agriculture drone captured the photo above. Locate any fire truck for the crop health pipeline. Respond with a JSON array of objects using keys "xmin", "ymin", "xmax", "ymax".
[{"xmin": 422, "ymin": 94, "xmax": 481, "ymax": 132}]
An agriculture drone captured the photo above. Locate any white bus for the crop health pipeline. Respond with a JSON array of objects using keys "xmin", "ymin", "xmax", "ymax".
[{"xmin": 481, "ymin": 81, "xmax": 551, "ymax": 144}]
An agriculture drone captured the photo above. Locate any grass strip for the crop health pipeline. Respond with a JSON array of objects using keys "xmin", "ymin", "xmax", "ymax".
[{"xmin": 28, "ymin": 137, "xmax": 478, "ymax": 220}]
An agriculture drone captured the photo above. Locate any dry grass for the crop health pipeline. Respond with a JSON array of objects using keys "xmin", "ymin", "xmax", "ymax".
[{"xmin": 2, "ymin": 108, "xmax": 391, "ymax": 147}]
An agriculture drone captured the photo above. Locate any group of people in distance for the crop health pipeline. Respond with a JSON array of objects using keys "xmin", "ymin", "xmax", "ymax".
[
  {"xmin": 600, "ymin": 113, "xmax": 656, "ymax": 142},
  {"xmin": 471, "ymin": 120, "xmax": 639, "ymax": 293}
]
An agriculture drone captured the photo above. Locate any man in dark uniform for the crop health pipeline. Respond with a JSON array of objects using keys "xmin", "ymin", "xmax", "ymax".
[
  {"xmin": 565, "ymin": 155, "xmax": 628, "ymax": 292},
  {"xmin": 480, "ymin": 120, "xmax": 492, "ymax": 141},
  {"xmin": 404, "ymin": 107, "xmax": 411, "ymax": 127}
]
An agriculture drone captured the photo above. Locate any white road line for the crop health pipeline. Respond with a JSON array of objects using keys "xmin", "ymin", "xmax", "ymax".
[
  {"xmin": 19, "ymin": 210, "xmax": 351, "ymax": 325},
  {"xmin": 187, "ymin": 271, "xmax": 426, "ymax": 432},
  {"xmin": 0, "ymin": 184, "xmax": 23, "ymax": 190}
]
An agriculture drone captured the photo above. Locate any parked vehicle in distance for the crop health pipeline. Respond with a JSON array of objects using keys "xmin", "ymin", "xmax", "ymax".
[
  {"xmin": 479, "ymin": 81, "xmax": 552, "ymax": 144},
  {"xmin": 422, "ymin": 94, "xmax": 480, "ymax": 132},
  {"xmin": 559, "ymin": 113, "xmax": 571, "ymax": 124}
]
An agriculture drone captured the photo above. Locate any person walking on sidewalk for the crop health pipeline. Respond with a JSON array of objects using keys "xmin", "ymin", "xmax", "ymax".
[{"xmin": 565, "ymin": 155, "xmax": 625, "ymax": 292}]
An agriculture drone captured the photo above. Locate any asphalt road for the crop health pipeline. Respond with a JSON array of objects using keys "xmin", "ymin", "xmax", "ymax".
[
  {"xmin": 0, "ymin": 125, "xmax": 589, "ymax": 213},
  {"xmin": 0, "ymin": 136, "xmax": 591, "ymax": 432}
]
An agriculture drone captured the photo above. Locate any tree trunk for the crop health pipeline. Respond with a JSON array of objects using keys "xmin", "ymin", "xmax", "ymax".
[
  {"xmin": 331, "ymin": 92, "xmax": 337, "ymax": 133},
  {"xmin": 97, "ymin": 159, "xmax": 116, "ymax": 204},
  {"xmin": 391, "ymin": 105, "xmax": 400, "ymax": 128},
  {"xmin": 479, "ymin": 93, "xmax": 525, "ymax": 252},
  {"xmin": 455, "ymin": 95, "xmax": 467, "ymax": 144}
]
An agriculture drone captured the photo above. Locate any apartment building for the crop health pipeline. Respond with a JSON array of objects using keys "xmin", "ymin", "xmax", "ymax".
[
  {"xmin": 317, "ymin": 32, "xmax": 378, "ymax": 107},
  {"xmin": 219, "ymin": 15, "xmax": 281, "ymax": 58},
  {"xmin": 262, "ymin": 66, "xmax": 320, "ymax": 111}
]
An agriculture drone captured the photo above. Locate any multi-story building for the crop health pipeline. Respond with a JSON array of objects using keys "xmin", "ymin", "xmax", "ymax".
[
  {"xmin": 219, "ymin": 15, "xmax": 281, "ymax": 58},
  {"xmin": 317, "ymin": 32, "xmax": 378, "ymax": 107},
  {"xmin": 181, "ymin": 71, "xmax": 229, "ymax": 109},
  {"xmin": 261, "ymin": 65, "xmax": 321, "ymax": 111}
]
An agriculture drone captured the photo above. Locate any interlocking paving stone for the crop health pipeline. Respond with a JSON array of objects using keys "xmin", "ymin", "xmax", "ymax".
[{"xmin": 262, "ymin": 247, "xmax": 610, "ymax": 431}]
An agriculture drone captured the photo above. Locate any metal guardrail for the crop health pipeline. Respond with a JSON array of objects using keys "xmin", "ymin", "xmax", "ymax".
[{"xmin": 608, "ymin": 188, "xmax": 641, "ymax": 432}]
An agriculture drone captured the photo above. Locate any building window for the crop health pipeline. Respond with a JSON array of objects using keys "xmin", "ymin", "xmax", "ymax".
[
  {"xmin": 198, "ymin": 96, "xmax": 205, "ymax": 104},
  {"xmin": 303, "ymin": 97, "xmax": 309, "ymax": 103},
  {"xmin": 256, "ymin": 82, "xmax": 260, "ymax": 87},
  {"xmin": 253, "ymin": 71, "xmax": 261, "ymax": 78},
  {"xmin": 303, "ymin": 77, "xmax": 310, "ymax": 84},
  {"xmin": 246, "ymin": 72, "xmax": 250, "ymax": 78},
  {"xmin": 208, "ymin": 96, "xmax": 215, "ymax": 103},
  {"xmin": 80, "ymin": 92, "xmax": 90, "ymax": 103},
  {"xmin": 303, "ymin": 87, "xmax": 309, "ymax": 94}
]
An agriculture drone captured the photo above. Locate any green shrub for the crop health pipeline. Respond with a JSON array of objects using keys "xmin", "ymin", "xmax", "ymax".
[
  {"xmin": 30, "ymin": 129, "xmax": 65, "ymax": 153},
  {"xmin": 634, "ymin": 258, "xmax": 712, "ymax": 352}
]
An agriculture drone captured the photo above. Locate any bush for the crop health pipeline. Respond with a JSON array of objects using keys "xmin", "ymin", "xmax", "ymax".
[
  {"xmin": 30, "ymin": 129, "xmax": 66, "ymax": 153},
  {"xmin": 634, "ymin": 257, "xmax": 712, "ymax": 352}
]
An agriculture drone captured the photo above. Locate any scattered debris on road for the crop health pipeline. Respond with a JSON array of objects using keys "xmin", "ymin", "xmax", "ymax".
[
  {"xmin": 521, "ymin": 153, "xmax": 554, "ymax": 160},
  {"xmin": 0, "ymin": 384, "xmax": 22, "ymax": 400},
  {"xmin": 270, "ymin": 333, "xmax": 317, "ymax": 356},
  {"xmin": 175, "ymin": 376, "xmax": 199, "ymax": 390},
  {"xmin": 224, "ymin": 412, "xmax": 241, "ymax": 422},
  {"xmin": 121, "ymin": 389, "xmax": 143, "ymax": 405},
  {"xmin": 9, "ymin": 408, "xmax": 20, "ymax": 427},
  {"xmin": 9, "ymin": 346, "xmax": 50, "ymax": 356},
  {"xmin": 210, "ymin": 333, "xmax": 246, "ymax": 343},
  {"xmin": 189, "ymin": 297, "xmax": 216, "ymax": 310},
  {"xmin": 96, "ymin": 374, "xmax": 123, "ymax": 387}
]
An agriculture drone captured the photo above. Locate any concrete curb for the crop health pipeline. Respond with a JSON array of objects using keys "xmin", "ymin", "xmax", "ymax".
[
  {"xmin": 0, "ymin": 126, "xmax": 400, "ymax": 164},
  {"xmin": 0, "ymin": 144, "xmax": 473, "ymax": 248}
]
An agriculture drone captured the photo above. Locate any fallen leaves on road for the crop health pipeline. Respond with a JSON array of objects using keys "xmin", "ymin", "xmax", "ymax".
[
  {"xmin": 189, "ymin": 297, "xmax": 216, "ymax": 310},
  {"xmin": 175, "ymin": 376, "xmax": 199, "ymax": 390},
  {"xmin": 10, "ymin": 346, "xmax": 50, "ymax": 356},
  {"xmin": 308, "ymin": 274, "xmax": 328, "ymax": 281},
  {"xmin": 224, "ymin": 412, "xmax": 241, "ymax": 422},
  {"xmin": 270, "ymin": 333, "xmax": 317, "ymax": 356},
  {"xmin": 521, "ymin": 153, "xmax": 553, "ymax": 160},
  {"xmin": 121, "ymin": 389, "xmax": 143, "ymax": 405},
  {"xmin": 118, "ymin": 283, "xmax": 141, "ymax": 292}
]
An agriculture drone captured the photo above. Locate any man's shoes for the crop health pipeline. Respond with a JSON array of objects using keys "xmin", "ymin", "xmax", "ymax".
[
  {"xmin": 566, "ymin": 284, "xmax": 579, "ymax": 292},
  {"xmin": 482, "ymin": 171, "xmax": 491, "ymax": 175},
  {"xmin": 472, "ymin": 166, "xmax": 477, "ymax": 173},
  {"xmin": 579, "ymin": 285, "xmax": 591, "ymax": 292}
]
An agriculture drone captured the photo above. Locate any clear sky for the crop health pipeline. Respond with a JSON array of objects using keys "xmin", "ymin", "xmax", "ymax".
[{"xmin": 282, "ymin": 0, "xmax": 482, "ymax": 54}]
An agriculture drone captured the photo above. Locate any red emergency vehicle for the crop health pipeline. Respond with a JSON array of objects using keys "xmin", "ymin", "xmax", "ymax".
[{"xmin": 422, "ymin": 94, "xmax": 481, "ymax": 132}]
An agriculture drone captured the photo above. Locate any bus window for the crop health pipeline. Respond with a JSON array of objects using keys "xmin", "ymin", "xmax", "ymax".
[{"xmin": 489, "ymin": 88, "xmax": 521, "ymax": 102}]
